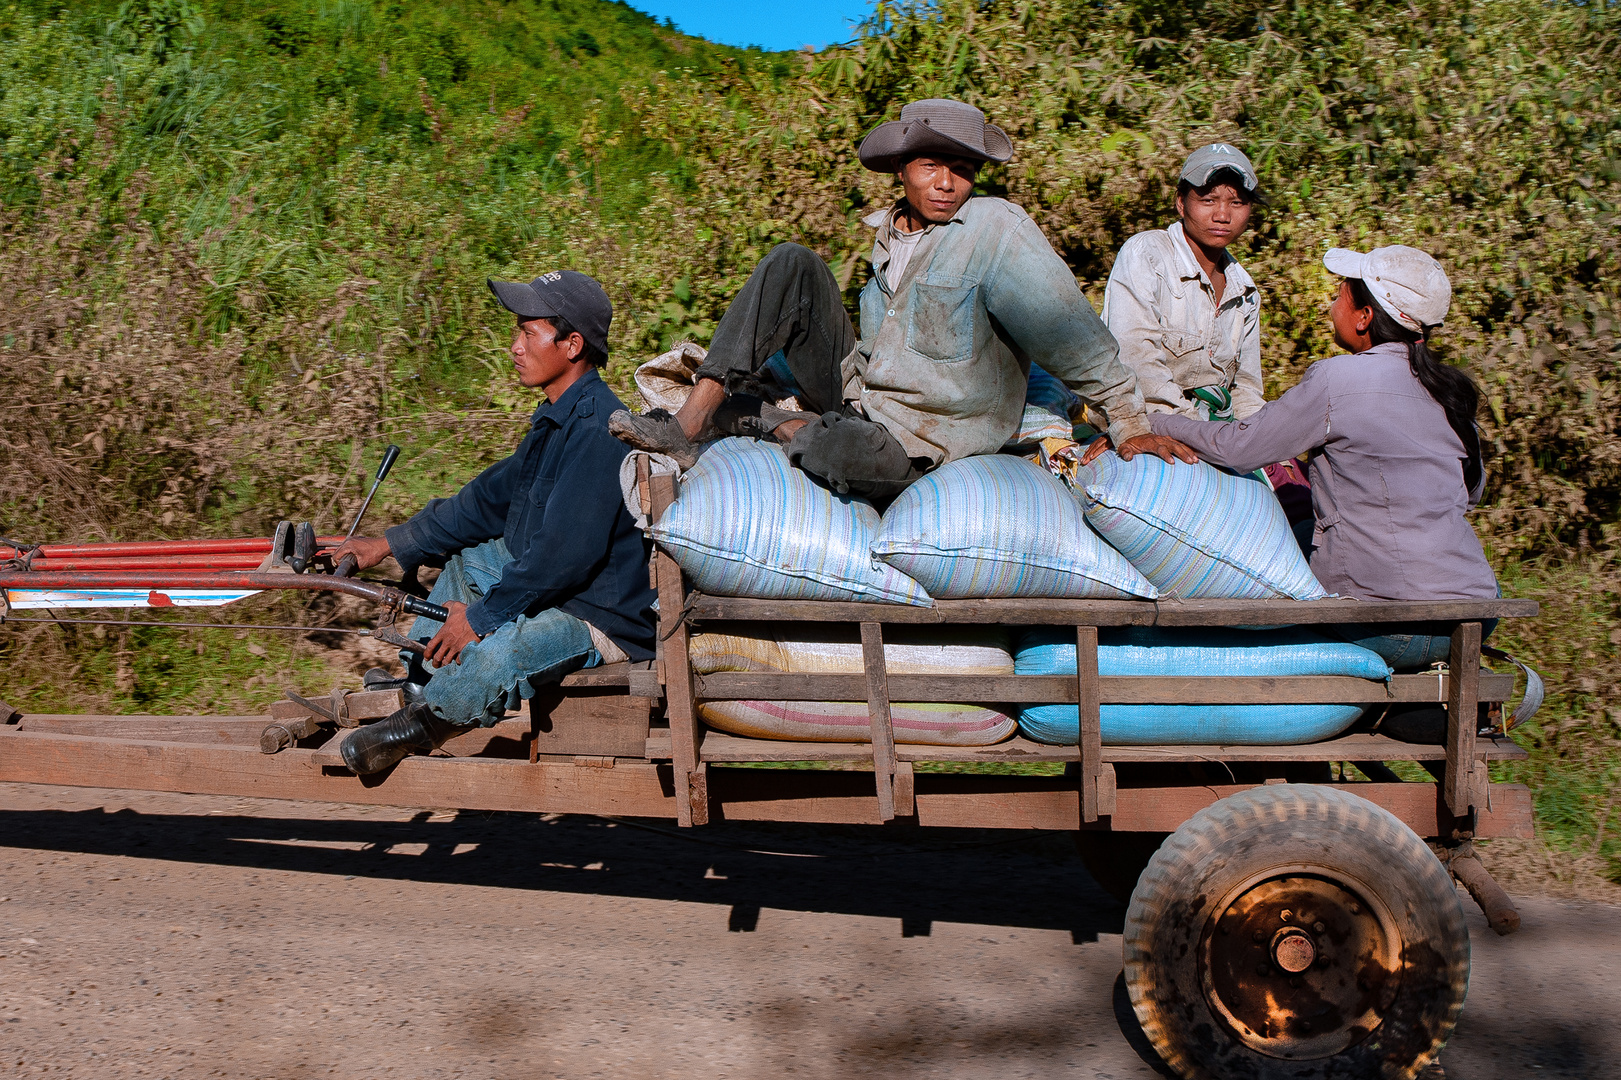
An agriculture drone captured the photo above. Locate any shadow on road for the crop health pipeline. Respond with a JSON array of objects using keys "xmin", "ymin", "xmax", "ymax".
[{"xmin": 0, "ymin": 804, "xmax": 1130, "ymax": 942}]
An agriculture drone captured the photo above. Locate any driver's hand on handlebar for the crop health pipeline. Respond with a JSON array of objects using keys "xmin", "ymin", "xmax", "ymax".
[
  {"xmin": 1079, "ymin": 433, "xmax": 1200, "ymax": 466},
  {"xmin": 330, "ymin": 535, "xmax": 392, "ymax": 572},
  {"xmin": 424, "ymin": 601, "xmax": 482, "ymax": 667}
]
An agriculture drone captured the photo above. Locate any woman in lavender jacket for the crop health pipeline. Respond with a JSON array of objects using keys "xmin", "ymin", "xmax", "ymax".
[{"xmin": 1150, "ymin": 245, "xmax": 1499, "ymax": 685}]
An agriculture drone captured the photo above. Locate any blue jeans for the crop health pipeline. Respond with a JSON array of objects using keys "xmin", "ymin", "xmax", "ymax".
[
  {"xmin": 1330, "ymin": 620, "xmax": 1497, "ymax": 673},
  {"xmin": 402, "ymin": 539, "xmax": 601, "ymax": 727}
]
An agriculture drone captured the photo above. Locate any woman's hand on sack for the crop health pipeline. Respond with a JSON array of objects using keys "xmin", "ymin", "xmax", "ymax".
[
  {"xmin": 424, "ymin": 601, "xmax": 482, "ymax": 666},
  {"xmin": 1079, "ymin": 433, "xmax": 1200, "ymax": 466}
]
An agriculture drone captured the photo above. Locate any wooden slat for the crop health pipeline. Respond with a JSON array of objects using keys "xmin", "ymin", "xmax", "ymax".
[
  {"xmin": 1076, "ymin": 626, "xmax": 1102, "ymax": 824},
  {"xmin": 894, "ymin": 761, "xmax": 916, "ymax": 818},
  {"xmin": 645, "ymin": 730, "xmax": 1528, "ymax": 764},
  {"xmin": 651, "ymin": 472, "xmax": 707, "ymax": 827},
  {"xmin": 559, "ymin": 661, "xmax": 645, "ymax": 689},
  {"xmin": 436, "ymin": 718, "xmax": 532, "ymax": 759},
  {"xmin": 911, "ymin": 776, "xmax": 1536, "ymax": 838},
  {"xmin": 17, "ymin": 715, "xmax": 268, "ymax": 746},
  {"xmin": 346, "ymin": 689, "xmax": 406, "ymax": 720},
  {"xmin": 859, "ymin": 622, "xmax": 897, "ymax": 822},
  {"xmin": 309, "ymin": 730, "xmax": 351, "ymax": 767},
  {"xmin": 687, "ymin": 595, "xmax": 1537, "ymax": 626},
  {"xmin": 1446, "ymin": 621, "xmax": 1483, "ymax": 818},
  {"xmin": 529, "ymin": 688, "xmax": 651, "ymax": 758},
  {"xmin": 0, "ymin": 728, "xmax": 1533, "ymax": 838},
  {"xmin": 692, "ymin": 671, "xmax": 1517, "ymax": 705},
  {"xmin": 0, "ymin": 729, "xmax": 677, "ymax": 817}
]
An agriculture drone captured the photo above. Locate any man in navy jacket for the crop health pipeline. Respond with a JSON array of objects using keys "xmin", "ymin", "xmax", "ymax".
[{"xmin": 331, "ymin": 271, "xmax": 656, "ymax": 774}]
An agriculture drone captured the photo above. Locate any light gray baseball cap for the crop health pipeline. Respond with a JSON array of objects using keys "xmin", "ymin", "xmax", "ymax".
[
  {"xmin": 1179, "ymin": 143, "xmax": 1259, "ymax": 192},
  {"xmin": 1323, "ymin": 245, "xmax": 1452, "ymax": 332}
]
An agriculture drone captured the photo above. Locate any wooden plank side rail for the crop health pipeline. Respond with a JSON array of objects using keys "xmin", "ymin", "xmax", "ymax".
[
  {"xmin": 692, "ymin": 671, "xmax": 1517, "ymax": 705},
  {"xmin": 0, "ymin": 728, "xmax": 1536, "ymax": 839},
  {"xmin": 687, "ymin": 595, "xmax": 1537, "ymax": 626},
  {"xmin": 1076, "ymin": 626, "xmax": 1102, "ymax": 823},
  {"xmin": 860, "ymin": 622, "xmax": 898, "ymax": 821},
  {"xmin": 644, "ymin": 731, "xmax": 1529, "ymax": 765},
  {"xmin": 1446, "ymin": 621, "xmax": 1484, "ymax": 819},
  {"xmin": 649, "ymin": 472, "xmax": 706, "ymax": 827}
]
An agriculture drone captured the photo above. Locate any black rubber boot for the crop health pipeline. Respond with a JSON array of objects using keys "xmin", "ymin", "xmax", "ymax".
[
  {"xmin": 340, "ymin": 702, "xmax": 464, "ymax": 775},
  {"xmin": 360, "ymin": 667, "xmax": 425, "ymax": 703}
]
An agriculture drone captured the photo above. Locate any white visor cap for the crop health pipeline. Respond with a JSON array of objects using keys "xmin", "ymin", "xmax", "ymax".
[{"xmin": 1323, "ymin": 245, "xmax": 1451, "ymax": 333}]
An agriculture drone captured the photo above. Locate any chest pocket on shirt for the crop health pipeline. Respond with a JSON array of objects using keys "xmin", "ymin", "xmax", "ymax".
[
  {"xmin": 1161, "ymin": 329, "xmax": 1208, "ymax": 358},
  {"xmin": 529, "ymin": 474, "xmax": 556, "ymax": 507},
  {"xmin": 905, "ymin": 282, "xmax": 978, "ymax": 363}
]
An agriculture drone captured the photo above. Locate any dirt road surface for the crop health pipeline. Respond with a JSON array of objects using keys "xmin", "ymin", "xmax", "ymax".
[{"xmin": 1, "ymin": 782, "xmax": 1616, "ymax": 1079}]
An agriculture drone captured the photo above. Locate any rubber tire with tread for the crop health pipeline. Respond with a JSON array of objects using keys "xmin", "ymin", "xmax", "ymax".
[{"xmin": 1123, "ymin": 784, "xmax": 1469, "ymax": 1080}]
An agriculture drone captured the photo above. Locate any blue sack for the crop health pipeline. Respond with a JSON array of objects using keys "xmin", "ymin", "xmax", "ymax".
[
  {"xmin": 651, "ymin": 438, "xmax": 931, "ymax": 605},
  {"xmin": 1014, "ymin": 627, "xmax": 1391, "ymax": 745},
  {"xmin": 1079, "ymin": 451, "xmax": 1326, "ymax": 600},
  {"xmin": 873, "ymin": 454, "xmax": 1157, "ymax": 599}
]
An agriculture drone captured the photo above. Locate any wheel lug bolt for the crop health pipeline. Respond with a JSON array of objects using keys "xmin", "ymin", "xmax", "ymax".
[
  {"xmin": 1280, "ymin": 909, "xmax": 1292, "ymax": 922},
  {"xmin": 1314, "ymin": 921, "xmax": 1326, "ymax": 933},
  {"xmin": 1254, "ymin": 931, "xmax": 1265, "ymax": 943}
]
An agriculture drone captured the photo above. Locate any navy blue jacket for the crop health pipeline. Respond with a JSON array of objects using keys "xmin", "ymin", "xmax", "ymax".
[{"xmin": 385, "ymin": 369, "xmax": 657, "ymax": 661}]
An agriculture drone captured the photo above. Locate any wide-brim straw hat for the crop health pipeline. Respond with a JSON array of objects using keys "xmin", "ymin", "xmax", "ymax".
[{"xmin": 857, "ymin": 98, "xmax": 1014, "ymax": 172}]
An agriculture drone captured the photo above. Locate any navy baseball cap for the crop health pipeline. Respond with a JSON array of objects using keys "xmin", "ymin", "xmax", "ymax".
[{"xmin": 488, "ymin": 270, "xmax": 612, "ymax": 358}]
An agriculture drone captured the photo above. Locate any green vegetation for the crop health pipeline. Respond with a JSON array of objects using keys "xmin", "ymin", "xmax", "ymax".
[{"xmin": 0, "ymin": 0, "xmax": 1617, "ymax": 876}]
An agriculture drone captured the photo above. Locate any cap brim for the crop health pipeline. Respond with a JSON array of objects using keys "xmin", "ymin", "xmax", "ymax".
[
  {"xmin": 1322, "ymin": 248, "xmax": 1369, "ymax": 279},
  {"xmin": 1180, "ymin": 164, "xmax": 1258, "ymax": 191},
  {"xmin": 488, "ymin": 279, "xmax": 558, "ymax": 319}
]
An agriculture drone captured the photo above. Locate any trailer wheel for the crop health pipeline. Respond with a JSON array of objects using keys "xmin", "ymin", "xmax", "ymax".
[{"xmin": 1123, "ymin": 785, "xmax": 1468, "ymax": 1080}]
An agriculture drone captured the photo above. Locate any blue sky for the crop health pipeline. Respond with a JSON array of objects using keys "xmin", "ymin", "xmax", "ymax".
[{"xmin": 629, "ymin": 0, "xmax": 875, "ymax": 52}]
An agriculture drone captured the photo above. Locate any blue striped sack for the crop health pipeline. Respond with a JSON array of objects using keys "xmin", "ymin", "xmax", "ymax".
[
  {"xmin": 1005, "ymin": 364, "xmax": 1080, "ymax": 447},
  {"xmin": 650, "ymin": 438, "xmax": 931, "ymax": 605},
  {"xmin": 1079, "ymin": 451, "xmax": 1326, "ymax": 599},
  {"xmin": 872, "ymin": 454, "xmax": 1158, "ymax": 599},
  {"xmin": 1015, "ymin": 627, "xmax": 1391, "ymax": 745}
]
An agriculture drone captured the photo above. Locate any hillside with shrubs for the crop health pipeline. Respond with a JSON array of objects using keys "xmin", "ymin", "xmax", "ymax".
[{"xmin": 0, "ymin": 0, "xmax": 1617, "ymax": 882}]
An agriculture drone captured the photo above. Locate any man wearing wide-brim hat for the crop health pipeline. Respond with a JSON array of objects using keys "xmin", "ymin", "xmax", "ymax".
[{"xmin": 611, "ymin": 97, "xmax": 1194, "ymax": 497}]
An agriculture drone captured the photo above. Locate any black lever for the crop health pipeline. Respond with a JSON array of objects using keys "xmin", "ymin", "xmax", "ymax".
[
  {"xmin": 334, "ymin": 444, "xmax": 401, "ymax": 578},
  {"xmin": 291, "ymin": 522, "xmax": 316, "ymax": 574}
]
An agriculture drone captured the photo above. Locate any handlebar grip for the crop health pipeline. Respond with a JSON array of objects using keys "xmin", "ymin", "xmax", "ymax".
[
  {"xmin": 333, "ymin": 553, "xmax": 358, "ymax": 578},
  {"xmin": 402, "ymin": 595, "xmax": 450, "ymax": 622}
]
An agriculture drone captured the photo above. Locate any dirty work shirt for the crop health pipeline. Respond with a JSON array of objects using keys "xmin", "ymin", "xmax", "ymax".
[
  {"xmin": 1150, "ymin": 342, "xmax": 1498, "ymax": 602},
  {"xmin": 1101, "ymin": 221, "xmax": 1263, "ymax": 420},
  {"xmin": 385, "ymin": 368, "xmax": 657, "ymax": 661},
  {"xmin": 849, "ymin": 196, "xmax": 1150, "ymax": 467}
]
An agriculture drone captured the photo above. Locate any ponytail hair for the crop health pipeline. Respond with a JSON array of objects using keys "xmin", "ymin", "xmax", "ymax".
[{"xmin": 1346, "ymin": 277, "xmax": 1484, "ymax": 493}]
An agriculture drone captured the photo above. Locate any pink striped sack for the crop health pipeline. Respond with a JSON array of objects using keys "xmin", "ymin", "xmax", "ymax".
[{"xmin": 688, "ymin": 625, "xmax": 1017, "ymax": 745}]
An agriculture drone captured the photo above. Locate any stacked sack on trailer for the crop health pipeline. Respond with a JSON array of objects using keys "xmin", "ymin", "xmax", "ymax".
[
  {"xmin": 687, "ymin": 624, "xmax": 1018, "ymax": 745},
  {"xmin": 632, "ymin": 354, "xmax": 1387, "ymax": 747}
]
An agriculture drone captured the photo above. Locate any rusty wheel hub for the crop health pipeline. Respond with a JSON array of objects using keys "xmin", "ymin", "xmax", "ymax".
[{"xmin": 1199, "ymin": 872, "xmax": 1401, "ymax": 1060}]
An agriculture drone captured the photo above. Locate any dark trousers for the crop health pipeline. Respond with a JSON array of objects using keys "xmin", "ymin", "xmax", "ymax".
[{"xmin": 696, "ymin": 243, "xmax": 924, "ymax": 501}]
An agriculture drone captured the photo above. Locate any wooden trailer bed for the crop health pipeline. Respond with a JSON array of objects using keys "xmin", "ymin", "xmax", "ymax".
[{"xmin": 0, "ymin": 468, "xmax": 1545, "ymax": 1078}]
